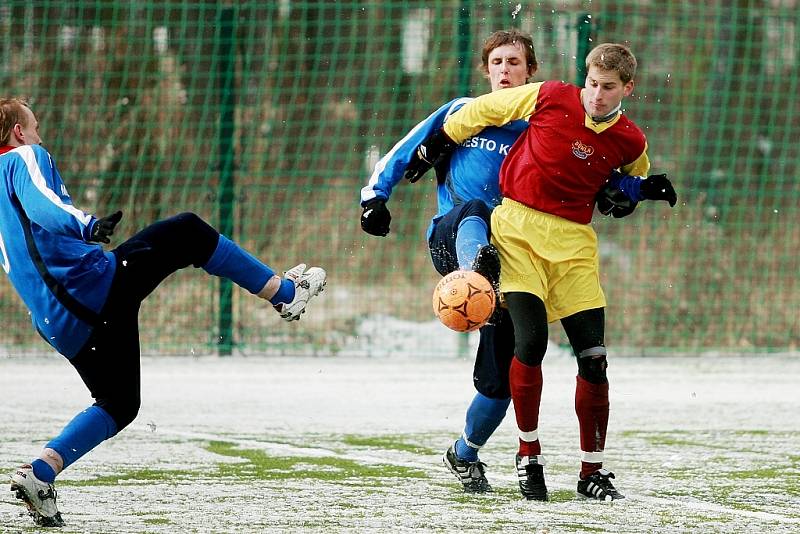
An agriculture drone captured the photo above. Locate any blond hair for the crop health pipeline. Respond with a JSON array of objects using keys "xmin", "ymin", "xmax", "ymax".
[
  {"xmin": 0, "ymin": 98, "xmax": 31, "ymax": 146},
  {"xmin": 585, "ymin": 43, "xmax": 637, "ymax": 83}
]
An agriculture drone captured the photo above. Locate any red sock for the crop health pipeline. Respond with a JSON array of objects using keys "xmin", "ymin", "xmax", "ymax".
[
  {"xmin": 509, "ymin": 357, "xmax": 543, "ymax": 457},
  {"xmin": 575, "ymin": 375, "xmax": 609, "ymax": 478}
]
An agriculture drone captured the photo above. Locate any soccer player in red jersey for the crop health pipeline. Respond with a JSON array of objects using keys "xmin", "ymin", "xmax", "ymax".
[{"xmin": 403, "ymin": 43, "xmax": 677, "ymax": 501}]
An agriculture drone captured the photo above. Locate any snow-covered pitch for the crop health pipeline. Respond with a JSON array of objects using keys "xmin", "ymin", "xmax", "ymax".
[{"xmin": 1, "ymin": 352, "xmax": 799, "ymax": 532}]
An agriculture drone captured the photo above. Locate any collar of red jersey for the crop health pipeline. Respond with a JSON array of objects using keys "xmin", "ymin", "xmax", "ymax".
[
  {"xmin": 0, "ymin": 145, "xmax": 15, "ymax": 155},
  {"xmin": 584, "ymin": 112, "xmax": 621, "ymax": 133}
]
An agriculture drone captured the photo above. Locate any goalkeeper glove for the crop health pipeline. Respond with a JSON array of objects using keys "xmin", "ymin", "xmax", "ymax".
[
  {"xmin": 89, "ymin": 210, "xmax": 123, "ymax": 243},
  {"xmin": 360, "ymin": 198, "xmax": 391, "ymax": 237},
  {"xmin": 596, "ymin": 184, "xmax": 637, "ymax": 218},
  {"xmin": 404, "ymin": 129, "xmax": 457, "ymax": 183},
  {"xmin": 639, "ymin": 174, "xmax": 677, "ymax": 206}
]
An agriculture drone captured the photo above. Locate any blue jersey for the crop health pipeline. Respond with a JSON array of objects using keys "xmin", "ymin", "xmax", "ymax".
[
  {"xmin": 360, "ymin": 97, "xmax": 528, "ymax": 237},
  {"xmin": 0, "ymin": 145, "xmax": 116, "ymax": 357}
]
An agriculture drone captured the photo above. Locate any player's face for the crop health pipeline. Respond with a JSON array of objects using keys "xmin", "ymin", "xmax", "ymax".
[
  {"xmin": 486, "ymin": 43, "xmax": 531, "ymax": 92},
  {"xmin": 15, "ymin": 106, "xmax": 41, "ymax": 146},
  {"xmin": 582, "ymin": 65, "xmax": 634, "ymax": 118}
]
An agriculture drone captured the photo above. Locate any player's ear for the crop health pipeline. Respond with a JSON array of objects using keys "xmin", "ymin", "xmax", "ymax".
[
  {"xmin": 11, "ymin": 124, "xmax": 25, "ymax": 144},
  {"xmin": 623, "ymin": 80, "xmax": 634, "ymax": 97}
]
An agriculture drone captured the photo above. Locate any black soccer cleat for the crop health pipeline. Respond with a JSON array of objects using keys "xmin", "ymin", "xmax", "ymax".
[
  {"xmin": 471, "ymin": 244, "xmax": 501, "ymax": 291},
  {"xmin": 515, "ymin": 454, "xmax": 548, "ymax": 501},
  {"xmin": 577, "ymin": 469, "xmax": 625, "ymax": 501},
  {"xmin": 443, "ymin": 444, "xmax": 492, "ymax": 493}
]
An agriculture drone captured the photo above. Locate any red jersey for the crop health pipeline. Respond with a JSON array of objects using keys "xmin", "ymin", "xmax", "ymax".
[{"xmin": 444, "ymin": 81, "xmax": 649, "ymax": 224}]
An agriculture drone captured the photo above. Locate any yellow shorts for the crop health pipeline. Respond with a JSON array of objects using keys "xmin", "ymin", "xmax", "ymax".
[{"xmin": 491, "ymin": 198, "xmax": 606, "ymax": 322}]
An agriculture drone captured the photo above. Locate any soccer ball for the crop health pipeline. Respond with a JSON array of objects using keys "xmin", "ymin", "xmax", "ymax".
[{"xmin": 432, "ymin": 270, "xmax": 496, "ymax": 332}]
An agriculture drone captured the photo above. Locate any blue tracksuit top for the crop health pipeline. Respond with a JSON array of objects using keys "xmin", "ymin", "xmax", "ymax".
[
  {"xmin": 360, "ymin": 97, "xmax": 528, "ymax": 238},
  {"xmin": 0, "ymin": 144, "xmax": 116, "ymax": 357}
]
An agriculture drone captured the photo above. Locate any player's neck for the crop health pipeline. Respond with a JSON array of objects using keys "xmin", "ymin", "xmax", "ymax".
[{"xmin": 590, "ymin": 103, "xmax": 621, "ymax": 123}]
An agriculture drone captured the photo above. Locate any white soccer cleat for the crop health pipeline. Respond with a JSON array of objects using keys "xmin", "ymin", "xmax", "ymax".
[
  {"xmin": 273, "ymin": 263, "xmax": 327, "ymax": 321},
  {"xmin": 10, "ymin": 464, "xmax": 65, "ymax": 527}
]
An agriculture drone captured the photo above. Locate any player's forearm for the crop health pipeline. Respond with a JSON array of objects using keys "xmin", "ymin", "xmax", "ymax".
[
  {"xmin": 362, "ymin": 103, "xmax": 453, "ymax": 205},
  {"xmin": 443, "ymin": 82, "xmax": 542, "ymax": 143},
  {"xmin": 607, "ymin": 170, "xmax": 644, "ymax": 202},
  {"xmin": 23, "ymin": 195, "xmax": 94, "ymax": 241}
]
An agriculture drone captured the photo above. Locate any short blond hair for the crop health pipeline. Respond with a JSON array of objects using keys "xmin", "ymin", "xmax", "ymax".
[
  {"xmin": 585, "ymin": 43, "xmax": 637, "ymax": 83},
  {"xmin": 0, "ymin": 98, "xmax": 31, "ymax": 146}
]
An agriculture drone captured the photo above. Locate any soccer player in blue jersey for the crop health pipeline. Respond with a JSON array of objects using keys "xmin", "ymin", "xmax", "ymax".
[
  {"xmin": 1, "ymin": 98, "xmax": 327, "ymax": 527},
  {"xmin": 359, "ymin": 30, "xmax": 537, "ymax": 494}
]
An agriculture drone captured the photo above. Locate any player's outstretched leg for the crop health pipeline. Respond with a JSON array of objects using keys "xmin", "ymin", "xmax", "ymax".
[
  {"xmin": 10, "ymin": 465, "xmax": 64, "ymax": 527},
  {"xmin": 442, "ymin": 443, "xmax": 492, "ymax": 493},
  {"xmin": 515, "ymin": 454, "xmax": 548, "ymax": 501},
  {"xmin": 272, "ymin": 264, "xmax": 327, "ymax": 321},
  {"xmin": 577, "ymin": 469, "xmax": 625, "ymax": 501}
]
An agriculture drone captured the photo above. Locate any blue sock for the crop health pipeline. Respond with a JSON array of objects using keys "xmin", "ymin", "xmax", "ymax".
[
  {"xmin": 45, "ymin": 405, "xmax": 118, "ymax": 472},
  {"xmin": 268, "ymin": 278, "xmax": 296, "ymax": 305},
  {"xmin": 454, "ymin": 393, "xmax": 511, "ymax": 462},
  {"xmin": 31, "ymin": 459, "xmax": 56, "ymax": 483},
  {"xmin": 203, "ymin": 235, "xmax": 274, "ymax": 294},
  {"xmin": 455, "ymin": 216, "xmax": 490, "ymax": 270}
]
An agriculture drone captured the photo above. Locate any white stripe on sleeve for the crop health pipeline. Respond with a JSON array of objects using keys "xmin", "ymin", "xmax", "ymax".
[{"xmin": 17, "ymin": 146, "xmax": 92, "ymax": 227}]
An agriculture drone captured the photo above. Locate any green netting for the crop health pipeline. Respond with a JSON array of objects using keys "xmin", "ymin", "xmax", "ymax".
[{"xmin": 0, "ymin": 1, "xmax": 798, "ymax": 356}]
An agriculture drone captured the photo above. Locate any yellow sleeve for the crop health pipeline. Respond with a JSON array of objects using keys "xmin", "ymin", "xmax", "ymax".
[
  {"xmin": 620, "ymin": 143, "xmax": 650, "ymax": 177},
  {"xmin": 443, "ymin": 82, "xmax": 544, "ymax": 143}
]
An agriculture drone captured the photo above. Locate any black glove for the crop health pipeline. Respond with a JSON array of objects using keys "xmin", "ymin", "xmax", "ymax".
[
  {"xmin": 403, "ymin": 129, "xmax": 457, "ymax": 183},
  {"xmin": 639, "ymin": 173, "xmax": 677, "ymax": 207},
  {"xmin": 360, "ymin": 198, "xmax": 391, "ymax": 237},
  {"xmin": 596, "ymin": 184, "xmax": 636, "ymax": 218},
  {"xmin": 89, "ymin": 210, "xmax": 123, "ymax": 243}
]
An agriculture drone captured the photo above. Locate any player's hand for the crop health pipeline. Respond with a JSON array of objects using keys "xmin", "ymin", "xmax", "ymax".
[
  {"xmin": 596, "ymin": 184, "xmax": 636, "ymax": 218},
  {"xmin": 640, "ymin": 174, "xmax": 677, "ymax": 207},
  {"xmin": 404, "ymin": 129, "xmax": 457, "ymax": 183},
  {"xmin": 89, "ymin": 210, "xmax": 123, "ymax": 243},
  {"xmin": 360, "ymin": 198, "xmax": 391, "ymax": 237}
]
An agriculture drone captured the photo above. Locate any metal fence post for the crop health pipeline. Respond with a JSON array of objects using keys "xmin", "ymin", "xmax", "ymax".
[
  {"xmin": 575, "ymin": 12, "xmax": 592, "ymax": 85},
  {"xmin": 217, "ymin": 4, "xmax": 236, "ymax": 355}
]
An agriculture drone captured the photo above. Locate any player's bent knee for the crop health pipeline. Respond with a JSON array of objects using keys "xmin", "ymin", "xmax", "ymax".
[
  {"xmin": 515, "ymin": 351, "xmax": 545, "ymax": 367},
  {"xmin": 577, "ymin": 346, "xmax": 608, "ymax": 384},
  {"xmin": 99, "ymin": 396, "xmax": 142, "ymax": 433},
  {"xmin": 173, "ymin": 212, "xmax": 210, "ymax": 233},
  {"xmin": 514, "ymin": 336, "xmax": 547, "ymax": 367},
  {"xmin": 475, "ymin": 379, "xmax": 511, "ymax": 400},
  {"xmin": 461, "ymin": 199, "xmax": 492, "ymax": 225},
  {"xmin": 165, "ymin": 212, "xmax": 220, "ymax": 266}
]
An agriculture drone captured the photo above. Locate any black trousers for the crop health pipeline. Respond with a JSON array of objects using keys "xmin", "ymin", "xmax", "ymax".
[
  {"xmin": 68, "ymin": 213, "xmax": 219, "ymax": 432},
  {"xmin": 505, "ymin": 291, "xmax": 606, "ymax": 367}
]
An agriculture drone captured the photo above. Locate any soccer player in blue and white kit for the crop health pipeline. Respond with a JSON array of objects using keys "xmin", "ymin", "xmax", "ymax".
[
  {"xmin": 359, "ymin": 30, "xmax": 537, "ymax": 493},
  {"xmin": 0, "ymin": 98, "xmax": 327, "ymax": 527}
]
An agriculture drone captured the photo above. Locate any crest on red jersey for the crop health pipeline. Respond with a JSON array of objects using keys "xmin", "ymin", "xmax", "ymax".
[{"xmin": 571, "ymin": 140, "xmax": 594, "ymax": 160}]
